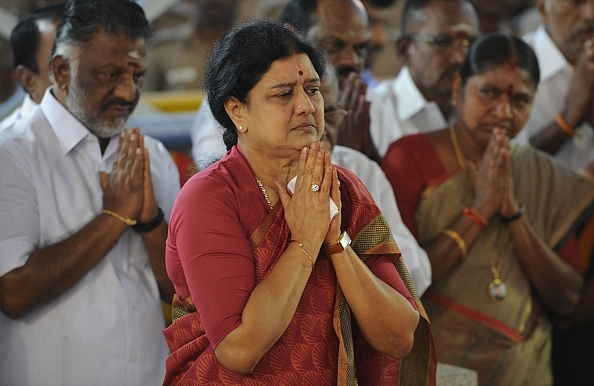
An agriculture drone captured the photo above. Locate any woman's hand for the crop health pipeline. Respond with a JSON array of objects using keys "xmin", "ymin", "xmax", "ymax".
[
  {"xmin": 469, "ymin": 128, "xmax": 517, "ymax": 220},
  {"xmin": 277, "ymin": 142, "xmax": 336, "ymax": 253}
]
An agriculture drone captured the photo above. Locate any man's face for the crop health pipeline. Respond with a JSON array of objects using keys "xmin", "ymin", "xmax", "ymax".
[
  {"xmin": 402, "ymin": 0, "xmax": 478, "ymax": 103},
  {"xmin": 542, "ymin": 0, "xmax": 594, "ymax": 65},
  {"xmin": 307, "ymin": 0, "xmax": 371, "ymax": 88},
  {"xmin": 31, "ymin": 18, "xmax": 58, "ymax": 103},
  {"xmin": 64, "ymin": 30, "xmax": 147, "ymax": 138}
]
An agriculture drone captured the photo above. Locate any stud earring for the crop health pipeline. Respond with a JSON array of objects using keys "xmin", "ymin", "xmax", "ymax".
[{"xmin": 238, "ymin": 125, "xmax": 243, "ymax": 131}]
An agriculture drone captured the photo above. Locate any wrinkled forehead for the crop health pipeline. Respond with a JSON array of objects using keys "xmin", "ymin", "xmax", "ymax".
[{"xmin": 406, "ymin": 1, "xmax": 479, "ymax": 35}]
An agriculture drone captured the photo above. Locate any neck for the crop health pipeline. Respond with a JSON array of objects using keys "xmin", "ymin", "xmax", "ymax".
[
  {"xmin": 454, "ymin": 125, "xmax": 484, "ymax": 164},
  {"xmin": 99, "ymin": 137, "xmax": 110, "ymax": 154},
  {"xmin": 239, "ymin": 142, "xmax": 299, "ymax": 192}
]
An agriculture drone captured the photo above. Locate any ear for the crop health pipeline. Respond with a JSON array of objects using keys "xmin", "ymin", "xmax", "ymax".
[
  {"xmin": 395, "ymin": 36, "xmax": 411, "ymax": 63},
  {"xmin": 224, "ymin": 96, "xmax": 247, "ymax": 131},
  {"xmin": 15, "ymin": 65, "xmax": 37, "ymax": 97},
  {"xmin": 51, "ymin": 55, "xmax": 70, "ymax": 93}
]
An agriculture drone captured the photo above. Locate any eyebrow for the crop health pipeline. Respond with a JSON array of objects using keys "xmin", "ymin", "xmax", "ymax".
[{"xmin": 270, "ymin": 78, "xmax": 321, "ymax": 89}]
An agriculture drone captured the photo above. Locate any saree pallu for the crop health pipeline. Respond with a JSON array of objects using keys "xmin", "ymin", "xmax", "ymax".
[
  {"xmin": 416, "ymin": 145, "xmax": 594, "ymax": 386},
  {"xmin": 163, "ymin": 167, "xmax": 436, "ymax": 385}
]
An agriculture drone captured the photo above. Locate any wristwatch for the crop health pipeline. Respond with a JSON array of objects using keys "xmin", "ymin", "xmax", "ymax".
[{"xmin": 324, "ymin": 231, "xmax": 351, "ymax": 255}]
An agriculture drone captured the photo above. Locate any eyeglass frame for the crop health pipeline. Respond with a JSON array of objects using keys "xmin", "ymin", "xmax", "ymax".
[{"xmin": 405, "ymin": 33, "xmax": 476, "ymax": 51}]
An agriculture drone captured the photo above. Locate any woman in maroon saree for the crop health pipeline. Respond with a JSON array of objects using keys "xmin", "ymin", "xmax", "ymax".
[{"xmin": 163, "ymin": 21, "xmax": 435, "ymax": 385}]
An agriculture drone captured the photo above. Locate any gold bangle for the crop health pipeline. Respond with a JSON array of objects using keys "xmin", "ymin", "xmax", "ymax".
[
  {"xmin": 442, "ymin": 229, "xmax": 467, "ymax": 260},
  {"xmin": 555, "ymin": 113, "xmax": 575, "ymax": 137},
  {"xmin": 290, "ymin": 240, "xmax": 315, "ymax": 268},
  {"xmin": 102, "ymin": 209, "xmax": 137, "ymax": 226}
]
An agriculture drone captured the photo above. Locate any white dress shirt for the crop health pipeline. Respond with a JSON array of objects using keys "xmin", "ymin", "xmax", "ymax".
[
  {"xmin": 0, "ymin": 93, "xmax": 38, "ymax": 133},
  {"xmin": 513, "ymin": 25, "xmax": 594, "ymax": 171},
  {"xmin": 368, "ymin": 66, "xmax": 447, "ymax": 158},
  {"xmin": 191, "ymin": 98, "xmax": 227, "ymax": 170},
  {"xmin": 332, "ymin": 145, "xmax": 432, "ymax": 295},
  {"xmin": 0, "ymin": 88, "xmax": 180, "ymax": 386}
]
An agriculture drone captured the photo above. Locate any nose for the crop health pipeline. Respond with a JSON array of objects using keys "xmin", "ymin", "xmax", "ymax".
[
  {"xmin": 295, "ymin": 88, "xmax": 316, "ymax": 115},
  {"xmin": 113, "ymin": 73, "xmax": 137, "ymax": 102},
  {"xmin": 449, "ymin": 43, "xmax": 468, "ymax": 65},
  {"xmin": 582, "ymin": 1, "xmax": 594, "ymax": 20},
  {"xmin": 336, "ymin": 46, "xmax": 364, "ymax": 72},
  {"xmin": 493, "ymin": 99, "xmax": 513, "ymax": 119}
]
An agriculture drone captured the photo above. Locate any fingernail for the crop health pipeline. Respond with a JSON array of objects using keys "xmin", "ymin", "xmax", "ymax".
[
  {"xmin": 302, "ymin": 147, "xmax": 309, "ymax": 153},
  {"xmin": 130, "ymin": 134, "xmax": 135, "ymax": 141}
]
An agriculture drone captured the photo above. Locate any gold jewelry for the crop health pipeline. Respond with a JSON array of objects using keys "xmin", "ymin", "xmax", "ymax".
[
  {"xmin": 257, "ymin": 179, "xmax": 273, "ymax": 210},
  {"xmin": 291, "ymin": 240, "xmax": 314, "ymax": 268},
  {"xmin": 442, "ymin": 229, "xmax": 467, "ymax": 260},
  {"xmin": 483, "ymin": 228, "xmax": 509, "ymax": 304},
  {"xmin": 102, "ymin": 209, "xmax": 137, "ymax": 226},
  {"xmin": 449, "ymin": 126, "xmax": 466, "ymax": 169}
]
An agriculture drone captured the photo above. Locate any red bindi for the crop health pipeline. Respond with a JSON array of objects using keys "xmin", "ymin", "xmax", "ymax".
[
  {"xmin": 297, "ymin": 60, "xmax": 303, "ymax": 76},
  {"xmin": 509, "ymin": 61, "xmax": 516, "ymax": 70}
]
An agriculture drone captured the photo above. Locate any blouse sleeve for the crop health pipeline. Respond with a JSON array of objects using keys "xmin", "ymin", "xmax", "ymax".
[{"xmin": 166, "ymin": 174, "xmax": 255, "ymax": 348}]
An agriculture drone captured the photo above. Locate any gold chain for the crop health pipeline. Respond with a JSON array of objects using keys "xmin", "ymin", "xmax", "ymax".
[
  {"xmin": 449, "ymin": 125, "xmax": 466, "ymax": 169},
  {"xmin": 257, "ymin": 179, "xmax": 273, "ymax": 210}
]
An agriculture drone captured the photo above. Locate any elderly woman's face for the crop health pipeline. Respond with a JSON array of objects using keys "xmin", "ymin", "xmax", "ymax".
[
  {"xmin": 455, "ymin": 63, "xmax": 536, "ymax": 148},
  {"xmin": 242, "ymin": 53, "xmax": 324, "ymax": 154}
]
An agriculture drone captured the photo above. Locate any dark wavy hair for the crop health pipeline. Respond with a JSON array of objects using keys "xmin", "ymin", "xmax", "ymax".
[
  {"xmin": 278, "ymin": 0, "xmax": 318, "ymax": 36},
  {"xmin": 52, "ymin": 0, "xmax": 153, "ymax": 58},
  {"xmin": 459, "ymin": 33, "xmax": 540, "ymax": 88},
  {"xmin": 205, "ymin": 20, "xmax": 327, "ymax": 150}
]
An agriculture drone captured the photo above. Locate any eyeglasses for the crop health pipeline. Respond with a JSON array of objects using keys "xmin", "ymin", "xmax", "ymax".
[
  {"xmin": 407, "ymin": 33, "xmax": 476, "ymax": 51},
  {"xmin": 324, "ymin": 106, "xmax": 348, "ymax": 127}
]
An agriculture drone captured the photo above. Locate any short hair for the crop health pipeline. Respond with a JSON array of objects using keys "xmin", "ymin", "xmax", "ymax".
[
  {"xmin": 205, "ymin": 20, "xmax": 327, "ymax": 150},
  {"xmin": 10, "ymin": 3, "xmax": 65, "ymax": 73},
  {"xmin": 459, "ymin": 33, "xmax": 540, "ymax": 88},
  {"xmin": 401, "ymin": 0, "xmax": 470, "ymax": 35},
  {"xmin": 52, "ymin": 0, "xmax": 153, "ymax": 59},
  {"xmin": 278, "ymin": 0, "xmax": 318, "ymax": 36}
]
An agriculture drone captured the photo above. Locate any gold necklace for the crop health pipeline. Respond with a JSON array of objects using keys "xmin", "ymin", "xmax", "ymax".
[
  {"xmin": 257, "ymin": 179, "xmax": 273, "ymax": 210},
  {"xmin": 449, "ymin": 125, "xmax": 466, "ymax": 169},
  {"xmin": 483, "ymin": 228, "xmax": 508, "ymax": 304}
]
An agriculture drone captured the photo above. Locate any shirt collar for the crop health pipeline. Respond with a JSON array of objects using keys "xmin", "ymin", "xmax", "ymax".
[
  {"xmin": 532, "ymin": 25, "xmax": 570, "ymax": 82},
  {"xmin": 20, "ymin": 94, "xmax": 39, "ymax": 119},
  {"xmin": 393, "ymin": 66, "xmax": 430, "ymax": 121}
]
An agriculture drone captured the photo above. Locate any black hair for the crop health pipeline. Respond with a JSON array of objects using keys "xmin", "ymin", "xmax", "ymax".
[
  {"xmin": 459, "ymin": 33, "xmax": 540, "ymax": 88},
  {"xmin": 10, "ymin": 3, "xmax": 65, "ymax": 73},
  {"xmin": 52, "ymin": 0, "xmax": 153, "ymax": 58},
  {"xmin": 205, "ymin": 20, "xmax": 327, "ymax": 150},
  {"xmin": 278, "ymin": 0, "xmax": 318, "ymax": 36}
]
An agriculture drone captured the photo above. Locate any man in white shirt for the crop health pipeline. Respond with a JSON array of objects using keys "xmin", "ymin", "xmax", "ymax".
[
  {"xmin": 367, "ymin": 0, "xmax": 479, "ymax": 158},
  {"xmin": 513, "ymin": 0, "xmax": 594, "ymax": 172},
  {"xmin": 0, "ymin": 3, "xmax": 64, "ymax": 132},
  {"xmin": 0, "ymin": 1, "xmax": 180, "ymax": 385}
]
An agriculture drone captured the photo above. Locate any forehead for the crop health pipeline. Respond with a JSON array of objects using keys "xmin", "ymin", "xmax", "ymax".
[
  {"xmin": 257, "ymin": 53, "xmax": 319, "ymax": 87},
  {"xmin": 308, "ymin": 0, "xmax": 371, "ymax": 42},
  {"xmin": 76, "ymin": 29, "xmax": 147, "ymax": 68},
  {"xmin": 408, "ymin": 0, "xmax": 478, "ymax": 34},
  {"xmin": 467, "ymin": 64, "xmax": 536, "ymax": 92}
]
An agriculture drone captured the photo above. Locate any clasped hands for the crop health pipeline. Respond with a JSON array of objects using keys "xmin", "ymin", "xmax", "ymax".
[
  {"xmin": 277, "ymin": 142, "xmax": 342, "ymax": 254},
  {"xmin": 99, "ymin": 128, "xmax": 158, "ymax": 224}
]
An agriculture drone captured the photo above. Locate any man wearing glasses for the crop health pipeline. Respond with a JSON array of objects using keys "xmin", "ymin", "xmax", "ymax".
[{"xmin": 368, "ymin": 0, "xmax": 479, "ymax": 159}]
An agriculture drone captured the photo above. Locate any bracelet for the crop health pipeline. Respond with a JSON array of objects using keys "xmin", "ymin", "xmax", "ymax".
[
  {"xmin": 501, "ymin": 204, "xmax": 525, "ymax": 223},
  {"xmin": 442, "ymin": 229, "xmax": 468, "ymax": 260},
  {"xmin": 290, "ymin": 240, "xmax": 315, "ymax": 268},
  {"xmin": 132, "ymin": 207, "xmax": 165, "ymax": 233},
  {"xmin": 463, "ymin": 207, "xmax": 487, "ymax": 229},
  {"xmin": 555, "ymin": 113, "xmax": 575, "ymax": 137},
  {"xmin": 102, "ymin": 209, "xmax": 137, "ymax": 226}
]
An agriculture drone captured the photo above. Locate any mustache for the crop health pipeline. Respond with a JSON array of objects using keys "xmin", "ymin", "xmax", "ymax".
[
  {"xmin": 336, "ymin": 66, "xmax": 360, "ymax": 79},
  {"xmin": 571, "ymin": 22, "xmax": 594, "ymax": 37},
  {"xmin": 102, "ymin": 98, "xmax": 136, "ymax": 112}
]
